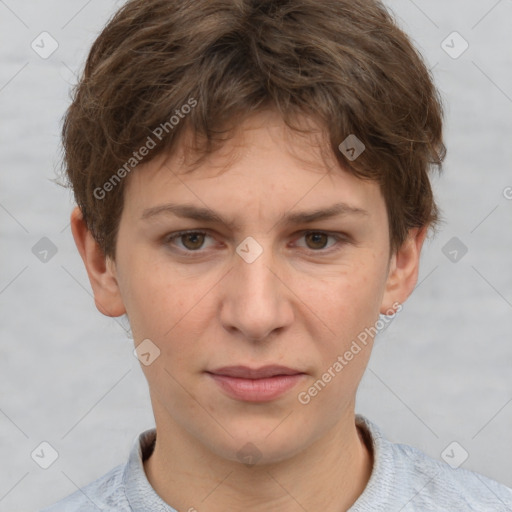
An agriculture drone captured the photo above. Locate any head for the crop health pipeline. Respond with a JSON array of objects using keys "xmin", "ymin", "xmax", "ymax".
[{"xmin": 64, "ymin": 0, "xmax": 445, "ymax": 464}]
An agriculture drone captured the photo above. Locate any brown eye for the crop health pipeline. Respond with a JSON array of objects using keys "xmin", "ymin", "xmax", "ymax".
[
  {"xmin": 165, "ymin": 231, "xmax": 211, "ymax": 252},
  {"xmin": 304, "ymin": 232, "xmax": 329, "ymax": 250},
  {"xmin": 179, "ymin": 232, "xmax": 206, "ymax": 250},
  {"xmin": 295, "ymin": 231, "xmax": 348, "ymax": 254}
]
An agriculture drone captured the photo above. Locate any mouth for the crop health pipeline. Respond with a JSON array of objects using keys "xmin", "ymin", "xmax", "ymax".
[
  {"xmin": 208, "ymin": 365, "xmax": 304, "ymax": 379},
  {"xmin": 206, "ymin": 365, "xmax": 306, "ymax": 402}
]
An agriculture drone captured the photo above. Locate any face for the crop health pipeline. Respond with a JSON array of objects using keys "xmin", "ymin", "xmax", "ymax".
[{"xmin": 84, "ymin": 109, "xmax": 420, "ymax": 465}]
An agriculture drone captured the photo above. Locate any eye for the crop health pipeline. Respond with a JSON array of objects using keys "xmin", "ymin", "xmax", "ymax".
[
  {"xmin": 294, "ymin": 231, "xmax": 347, "ymax": 253},
  {"xmin": 164, "ymin": 231, "xmax": 213, "ymax": 252},
  {"xmin": 164, "ymin": 229, "xmax": 348, "ymax": 256}
]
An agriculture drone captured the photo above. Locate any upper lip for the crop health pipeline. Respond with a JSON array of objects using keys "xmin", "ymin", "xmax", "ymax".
[{"xmin": 207, "ymin": 365, "xmax": 304, "ymax": 379}]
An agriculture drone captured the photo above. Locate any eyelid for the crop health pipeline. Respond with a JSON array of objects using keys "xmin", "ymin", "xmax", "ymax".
[{"xmin": 164, "ymin": 229, "xmax": 351, "ymax": 256}]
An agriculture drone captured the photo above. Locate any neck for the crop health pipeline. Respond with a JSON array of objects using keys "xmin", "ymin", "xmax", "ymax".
[{"xmin": 143, "ymin": 414, "xmax": 374, "ymax": 512}]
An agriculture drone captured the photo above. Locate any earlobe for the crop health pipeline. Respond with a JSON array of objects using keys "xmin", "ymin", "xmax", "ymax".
[
  {"xmin": 380, "ymin": 227, "xmax": 428, "ymax": 315},
  {"xmin": 70, "ymin": 206, "xmax": 126, "ymax": 318}
]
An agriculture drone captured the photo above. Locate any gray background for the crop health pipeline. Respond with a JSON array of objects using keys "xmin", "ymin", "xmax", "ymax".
[{"xmin": 1, "ymin": 0, "xmax": 511, "ymax": 510}]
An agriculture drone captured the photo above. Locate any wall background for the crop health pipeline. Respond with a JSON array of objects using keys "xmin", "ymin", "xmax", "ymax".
[{"xmin": 0, "ymin": 0, "xmax": 511, "ymax": 510}]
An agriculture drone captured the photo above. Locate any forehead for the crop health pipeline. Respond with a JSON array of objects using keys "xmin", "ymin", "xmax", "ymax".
[{"xmin": 122, "ymin": 110, "xmax": 384, "ymax": 222}]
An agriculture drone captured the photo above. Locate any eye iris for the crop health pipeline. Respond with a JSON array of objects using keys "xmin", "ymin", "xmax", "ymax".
[
  {"xmin": 176, "ymin": 232, "xmax": 331, "ymax": 251},
  {"xmin": 182, "ymin": 233, "xmax": 205, "ymax": 250},
  {"xmin": 306, "ymin": 232, "xmax": 328, "ymax": 250}
]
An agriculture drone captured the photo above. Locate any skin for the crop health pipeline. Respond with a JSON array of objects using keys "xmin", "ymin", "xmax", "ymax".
[{"xmin": 71, "ymin": 109, "xmax": 426, "ymax": 512}]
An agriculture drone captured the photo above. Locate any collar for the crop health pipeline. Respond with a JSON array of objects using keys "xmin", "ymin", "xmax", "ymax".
[{"xmin": 122, "ymin": 414, "xmax": 391, "ymax": 511}]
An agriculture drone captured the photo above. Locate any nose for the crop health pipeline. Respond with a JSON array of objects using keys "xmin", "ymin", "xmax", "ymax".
[{"xmin": 218, "ymin": 237, "xmax": 294, "ymax": 342}]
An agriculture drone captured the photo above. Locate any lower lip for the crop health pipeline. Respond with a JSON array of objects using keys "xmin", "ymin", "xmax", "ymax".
[{"xmin": 207, "ymin": 373, "xmax": 305, "ymax": 402}]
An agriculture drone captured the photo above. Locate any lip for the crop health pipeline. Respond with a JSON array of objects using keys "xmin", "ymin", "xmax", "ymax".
[
  {"xmin": 209, "ymin": 365, "xmax": 303, "ymax": 379},
  {"xmin": 206, "ymin": 365, "xmax": 306, "ymax": 402}
]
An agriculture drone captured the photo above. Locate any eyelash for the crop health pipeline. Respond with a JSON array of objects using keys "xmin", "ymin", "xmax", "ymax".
[{"xmin": 163, "ymin": 230, "xmax": 349, "ymax": 257}]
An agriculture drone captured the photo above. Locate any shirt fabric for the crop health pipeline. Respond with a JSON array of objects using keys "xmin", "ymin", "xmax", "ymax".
[{"xmin": 40, "ymin": 413, "xmax": 512, "ymax": 511}]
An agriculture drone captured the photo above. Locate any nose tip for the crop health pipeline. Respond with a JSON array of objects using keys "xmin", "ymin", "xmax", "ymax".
[{"xmin": 245, "ymin": 330, "xmax": 276, "ymax": 343}]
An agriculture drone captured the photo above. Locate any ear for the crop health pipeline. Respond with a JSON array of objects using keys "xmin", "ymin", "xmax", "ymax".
[
  {"xmin": 70, "ymin": 206, "xmax": 126, "ymax": 317},
  {"xmin": 380, "ymin": 226, "xmax": 428, "ymax": 314}
]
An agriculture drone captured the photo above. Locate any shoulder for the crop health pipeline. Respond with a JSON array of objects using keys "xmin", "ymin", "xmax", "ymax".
[
  {"xmin": 39, "ymin": 463, "xmax": 129, "ymax": 511},
  {"xmin": 388, "ymin": 440, "xmax": 512, "ymax": 510},
  {"xmin": 354, "ymin": 414, "xmax": 512, "ymax": 511}
]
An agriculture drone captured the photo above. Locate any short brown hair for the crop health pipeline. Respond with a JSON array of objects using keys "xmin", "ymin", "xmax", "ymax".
[{"xmin": 59, "ymin": 0, "xmax": 446, "ymax": 260}]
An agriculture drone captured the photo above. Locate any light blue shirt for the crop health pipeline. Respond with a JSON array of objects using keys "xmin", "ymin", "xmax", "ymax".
[{"xmin": 40, "ymin": 413, "xmax": 512, "ymax": 511}]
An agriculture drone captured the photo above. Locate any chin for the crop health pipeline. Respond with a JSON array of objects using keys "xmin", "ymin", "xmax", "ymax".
[{"xmin": 204, "ymin": 422, "xmax": 313, "ymax": 467}]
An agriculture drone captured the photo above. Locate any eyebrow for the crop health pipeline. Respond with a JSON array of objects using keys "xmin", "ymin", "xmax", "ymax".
[{"xmin": 140, "ymin": 201, "xmax": 369, "ymax": 229}]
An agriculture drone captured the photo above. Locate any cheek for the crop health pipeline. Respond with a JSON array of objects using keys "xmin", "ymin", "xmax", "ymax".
[
  {"xmin": 115, "ymin": 254, "xmax": 184, "ymax": 342},
  {"xmin": 124, "ymin": 272, "xmax": 217, "ymax": 371},
  {"xmin": 314, "ymin": 260, "xmax": 384, "ymax": 328},
  {"xmin": 299, "ymin": 260, "xmax": 386, "ymax": 380},
  {"xmin": 302, "ymin": 268, "xmax": 382, "ymax": 410},
  {"xmin": 348, "ymin": 249, "xmax": 388, "ymax": 309}
]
